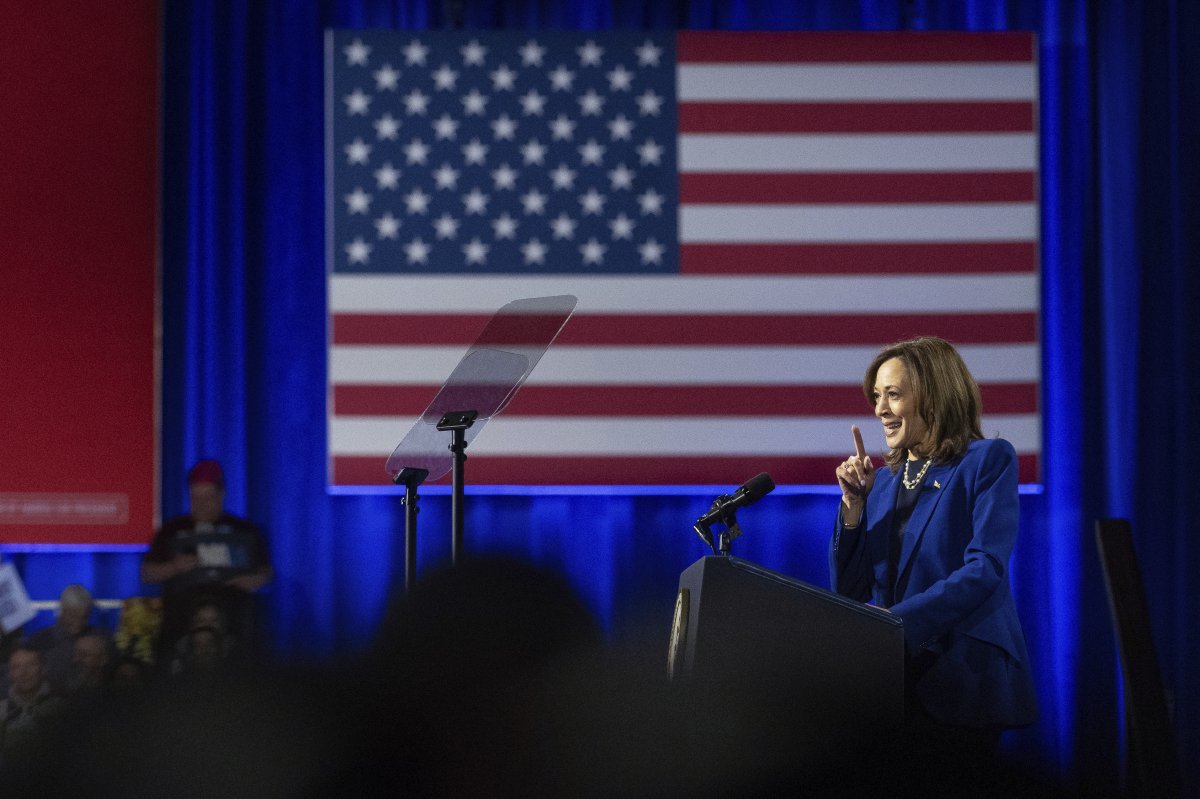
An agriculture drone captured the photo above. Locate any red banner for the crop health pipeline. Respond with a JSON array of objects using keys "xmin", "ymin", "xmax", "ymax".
[{"xmin": 0, "ymin": 4, "xmax": 158, "ymax": 545}]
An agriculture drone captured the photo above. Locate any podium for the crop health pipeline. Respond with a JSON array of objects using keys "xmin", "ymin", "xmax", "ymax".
[{"xmin": 671, "ymin": 556, "xmax": 905, "ymax": 740}]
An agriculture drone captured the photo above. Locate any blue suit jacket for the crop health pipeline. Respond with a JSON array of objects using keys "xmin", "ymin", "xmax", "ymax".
[{"xmin": 829, "ymin": 438, "xmax": 1038, "ymax": 727}]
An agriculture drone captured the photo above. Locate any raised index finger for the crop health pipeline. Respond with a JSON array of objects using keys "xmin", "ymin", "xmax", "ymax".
[{"xmin": 851, "ymin": 425, "xmax": 867, "ymax": 459}]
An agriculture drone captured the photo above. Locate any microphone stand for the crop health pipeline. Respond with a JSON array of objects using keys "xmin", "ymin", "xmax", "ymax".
[{"xmin": 693, "ymin": 498, "xmax": 744, "ymax": 557}]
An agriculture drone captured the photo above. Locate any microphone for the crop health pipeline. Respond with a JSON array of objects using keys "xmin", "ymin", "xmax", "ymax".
[{"xmin": 695, "ymin": 472, "xmax": 775, "ymax": 528}]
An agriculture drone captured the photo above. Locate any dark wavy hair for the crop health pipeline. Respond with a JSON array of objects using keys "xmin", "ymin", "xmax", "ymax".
[{"xmin": 863, "ymin": 336, "xmax": 984, "ymax": 471}]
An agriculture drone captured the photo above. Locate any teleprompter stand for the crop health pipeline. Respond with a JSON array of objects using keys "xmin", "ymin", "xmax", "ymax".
[{"xmin": 384, "ymin": 295, "xmax": 577, "ymax": 592}]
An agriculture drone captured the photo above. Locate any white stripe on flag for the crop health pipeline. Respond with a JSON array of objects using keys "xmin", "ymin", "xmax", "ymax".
[
  {"xmin": 329, "ymin": 414, "xmax": 1041, "ymax": 456},
  {"xmin": 677, "ymin": 64, "xmax": 1038, "ymax": 101},
  {"xmin": 679, "ymin": 204, "xmax": 1037, "ymax": 243},
  {"xmin": 329, "ymin": 275, "xmax": 1039, "ymax": 314},
  {"xmin": 678, "ymin": 133, "xmax": 1038, "ymax": 172},
  {"xmin": 329, "ymin": 344, "xmax": 1042, "ymax": 385}
]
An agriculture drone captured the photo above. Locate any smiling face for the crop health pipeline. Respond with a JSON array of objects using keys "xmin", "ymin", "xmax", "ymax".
[{"xmin": 872, "ymin": 357, "xmax": 930, "ymax": 460}]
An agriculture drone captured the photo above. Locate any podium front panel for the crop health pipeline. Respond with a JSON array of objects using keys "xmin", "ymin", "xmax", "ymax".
[{"xmin": 676, "ymin": 556, "xmax": 904, "ymax": 737}]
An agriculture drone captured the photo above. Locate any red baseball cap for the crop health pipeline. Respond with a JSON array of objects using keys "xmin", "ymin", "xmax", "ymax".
[{"xmin": 187, "ymin": 459, "xmax": 225, "ymax": 487}]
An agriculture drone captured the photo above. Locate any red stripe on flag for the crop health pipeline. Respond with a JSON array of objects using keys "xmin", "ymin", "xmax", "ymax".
[
  {"xmin": 678, "ymin": 102, "xmax": 1035, "ymax": 133},
  {"xmin": 334, "ymin": 382, "xmax": 1038, "ymax": 417},
  {"xmin": 679, "ymin": 172, "xmax": 1036, "ymax": 204},
  {"xmin": 680, "ymin": 242, "xmax": 1037, "ymax": 274},
  {"xmin": 332, "ymin": 453, "xmax": 1040, "ymax": 485},
  {"xmin": 676, "ymin": 32, "xmax": 1035, "ymax": 63},
  {"xmin": 333, "ymin": 312, "xmax": 1037, "ymax": 346}
]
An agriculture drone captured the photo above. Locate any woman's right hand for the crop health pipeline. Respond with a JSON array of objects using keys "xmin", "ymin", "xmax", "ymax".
[{"xmin": 836, "ymin": 425, "xmax": 876, "ymax": 527}]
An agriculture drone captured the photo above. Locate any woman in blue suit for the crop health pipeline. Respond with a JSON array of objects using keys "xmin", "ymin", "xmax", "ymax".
[{"xmin": 830, "ymin": 337, "xmax": 1037, "ymax": 755}]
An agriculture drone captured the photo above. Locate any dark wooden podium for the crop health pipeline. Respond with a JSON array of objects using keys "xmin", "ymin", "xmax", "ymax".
[{"xmin": 670, "ymin": 556, "xmax": 905, "ymax": 742}]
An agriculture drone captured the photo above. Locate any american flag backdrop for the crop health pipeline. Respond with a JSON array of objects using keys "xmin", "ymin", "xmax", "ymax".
[{"xmin": 326, "ymin": 31, "xmax": 1040, "ymax": 487}]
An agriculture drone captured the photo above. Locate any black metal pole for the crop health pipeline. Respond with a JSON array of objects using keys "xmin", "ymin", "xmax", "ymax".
[
  {"xmin": 394, "ymin": 467, "xmax": 428, "ymax": 594},
  {"xmin": 404, "ymin": 480, "xmax": 419, "ymax": 592},
  {"xmin": 449, "ymin": 426, "xmax": 466, "ymax": 565},
  {"xmin": 437, "ymin": 410, "xmax": 477, "ymax": 567}
]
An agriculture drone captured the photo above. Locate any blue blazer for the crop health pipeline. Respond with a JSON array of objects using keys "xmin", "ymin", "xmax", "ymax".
[{"xmin": 830, "ymin": 438, "xmax": 1038, "ymax": 727}]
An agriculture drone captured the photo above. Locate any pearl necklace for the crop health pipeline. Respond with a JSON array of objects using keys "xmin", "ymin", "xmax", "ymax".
[{"xmin": 902, "ymin": 457, "xmax": 932, "ymax": 490}]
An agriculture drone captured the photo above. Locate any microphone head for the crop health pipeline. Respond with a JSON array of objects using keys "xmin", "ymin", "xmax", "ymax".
[{"xmin": 741, "ymin": 472, "xmax": 775, "ymax": 504}]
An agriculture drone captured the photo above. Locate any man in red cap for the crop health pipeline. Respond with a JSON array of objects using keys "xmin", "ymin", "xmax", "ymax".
[{"xmin": 140, "ymin": 460, "xmax": 272, "ymax": 662}]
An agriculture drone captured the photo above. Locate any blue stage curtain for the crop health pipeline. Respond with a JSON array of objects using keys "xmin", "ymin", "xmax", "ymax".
[{"xmin": 9, "ymin": 0, "xmax": 1196, "ymax": 791}]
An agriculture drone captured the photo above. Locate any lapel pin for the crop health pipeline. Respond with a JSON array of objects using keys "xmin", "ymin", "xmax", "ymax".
[{"xmin": 933, "ymin": 480, "xmax": 941, "ymax": 489}]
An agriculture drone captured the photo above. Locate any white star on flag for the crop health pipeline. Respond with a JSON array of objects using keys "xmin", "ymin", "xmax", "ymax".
[
  {"xmin": 403, "ymin": 138, "xmax": 430, "ymax": 164},
  {"xmin": 579, "ymin": 139, "xmax": 605, "ymax": 165},
  {"xmin": 609, "ymin": 213, "xmax": 635, "ymax": 239},
  {"xmin": 345, "ymin": 138, "xmax": 371, "ymax": 164},
  {"xmin": 462, "ymin": 89, "xmax": 488, "ymax": 115},
  {"xmin": 520, "ymin": 188, "xmax": 547, "ymax": 214},
  {"xmin": 491, "ymin": 163, "xmax": 518, "ymax": 190},
  {"xmin": 433, "ymin": 213, "xmax": 460, "ymax": 239},
  {"xmin": 492, "ymin": 213, "xmax": 518, "ymax": 239},
  {"xmin": 462, "ymin": 187, "xmax": 489, "ymax": 215},
  {"xmin": 579, "ymin": 188, "xmax": 606, "ymax": 215},
  {"xmin": 520, "ymin": 237, "xmax": 547, "ymax": 264},
  {"xmin": 635, "ymin": 89, "xmax": 662, "ymax": 116},
  {"xmin": 637, "ymin": 187, "xmax": 663, "ymax": 215},
  {"xmin": 373, "ymin": 64, "xmax": 400, "ymax": 90},
  {"xmin": 550, "ymin": 164, "xmax": 576, "ymax": 190},
  {"xmin": 549, "ymin": 65, "xmax": 575, "ymax": 91},
  {"xmin": 374, "ymin": 213, "xmax": 401, "ymax": 238},
  {"xmin": 549, "ymin": 114, "xmax": 576, "ymax": 140},
  {"xmin": 344, "ymin": 89, "xmax": 371, "ymax": 115},
  {"xmin": 520, "ymin": 139, "xmax": 546, "ymax": 165},
  {"xmin": 461, "ymin": 39, "xmax": 487, "ymax": 66},
  {"xmin": 345, "ymin": 237, "xmax": 371, "ymax": 263},
  {"xmin": 550, "ymin": 212, "xmax": 576, "ymax": 239},
  {"xmin": 608, "ymin": 163, "xmax": 634, "ymax": 190},
  {"xmin": 344, "ymin": 187, "xmax": 371, "ymax": 213},
  {"xmin": 519, "ymin": 90, "xmax": 546, "ymax": 115},
  {"xmin": 344, "ymin": 39, "xmax": 370, "ymax": 66},
  {"xmin": 637, "ymin": 237, "xmax": 663, "ymax": 264},
  {"xmin": 432, "ymin": 114, "xmax": 459, "ymax": 139},
  {"xmin": 635, "ymin": 39, "xmax": 661, "ymax": 66},
  {"xmin": 607, "ymin": 65, "xmax": 634, "ymax": 91},
  {"xmin": 577, "ymin": 40, "xmax": 603, "ymax": 66},
  {"xmin": 462, "ymin": 236, "xmax": 489, "ymax": 263},
  {"xmin": 518, "ymin": 39, "xmax": 544, "ymax": 66},
  {"xmin": 637, "ymin": 138, "xmax": 663, "ymax": 166},
  {"xmin": 403, "ymin": 236, "xmax": 430, "ymax": 263},
  {"xmin": 580, "ymin": 237, "xmax": 606, "ymax": 263},
  {"xmin": 373, "ymin": 114, "xmax": 400, "ymax": 140},
  {"xmin": 403, "ymin": 188, "xmax": 431, "ymax": 214},
  {"xmin": 490, "ymin": 64, "xmax": 517, "ymax": 91},
  {"xmin": 403, "ymin": 89, "xmax": 430, "ymax": 115},
  {"xmin": 374, "ymin": 163, "xmax": 401, "ymax": 189},
  {"xmin": 491, "ymin": 114, "xmax": 518, "ymax": 140},
  {"xmin": 402, "ymin": 39, "xmax": 428, "ymax": 66},
  {"xmin": 462, "ymin": 138, "xmax": 489, "ymax": 165},
  {"xmin": 578, "ymin": 90, "xmax": 605, "ymax": 116},
  {"xmin": 433, "ymin": 163, "xmax": 459, "ymax": 190},
  {"xmin": 607, "ymin": 115, "xmax": 634, "ymax": 140}
]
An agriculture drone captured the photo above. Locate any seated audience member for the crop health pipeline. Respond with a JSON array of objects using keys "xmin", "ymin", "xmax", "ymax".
[
  {"xmin": 0, "ymin": 646, "xmax": 65, "ymax": 761},
  {"xmin": 68, "ymin": 632, "xmax": 112, "ymax": 697},
  {"xmin": 168, "ymin": 601, "xmax": 238, "ymax": 675},
  {"xmin": 26, "ymin": 584, "xmax": 108, "ymax": 693},
  {"xmin": 109, "ymin": 656, "xmax": 152, "ymax": 697},
  {"xmin": 140, "ymin": 459, "xmax": 272, "ymax": 659},
  {"xmin": 171, "ymin": 625, "xmax": 229, "ymax": 679}
]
